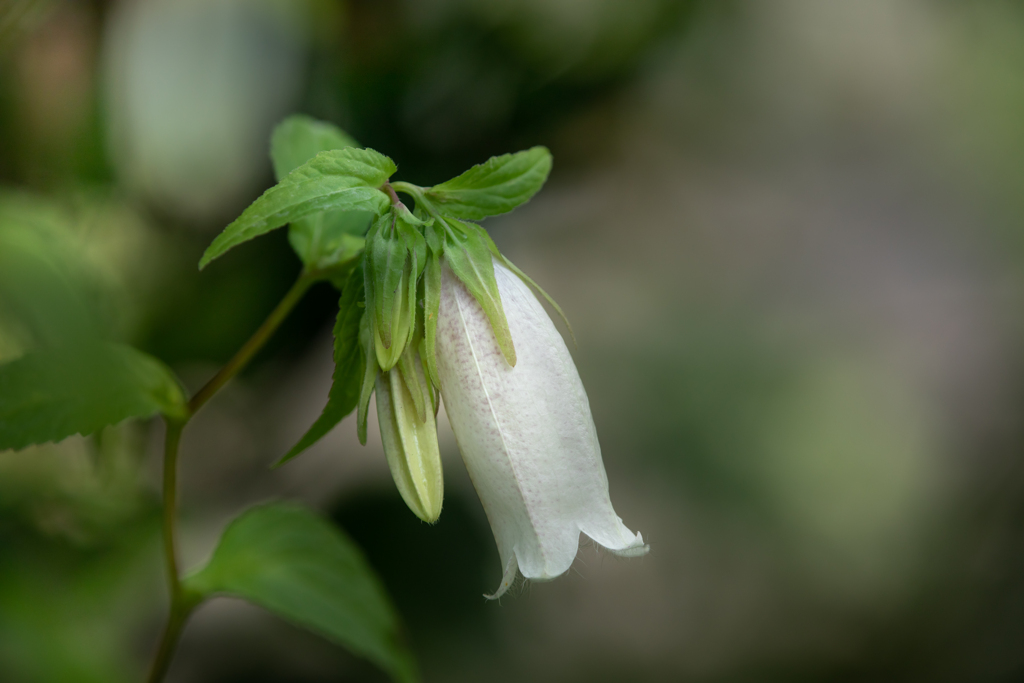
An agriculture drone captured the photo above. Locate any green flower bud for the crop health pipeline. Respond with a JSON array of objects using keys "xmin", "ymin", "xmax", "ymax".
[
  {"xmin": 373, "ymin": 256, "xmax": 412, "ymax": 371},
  {"xmin": 374, "ymin": 348, "xmax": 443, "ymax": 523}
]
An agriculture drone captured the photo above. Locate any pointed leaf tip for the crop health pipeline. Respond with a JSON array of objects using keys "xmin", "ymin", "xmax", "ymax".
[
  {"xmin": 199, "ymin": 147, "xmax": 395, "ymax": 269},
  {"xmin": 183, "ymin": 502, "xmax": 419, "ymax": 683},
  {"xmin": 276, "ymin": 266, "xmax": 365, "ymax": 467},
  {"xmin": 426, "ymin": 146, "xmax": 552, "ymax": 220},
  {"xmin": 442, "ymin": 219, "xmax": 516, "ymax": 367}
]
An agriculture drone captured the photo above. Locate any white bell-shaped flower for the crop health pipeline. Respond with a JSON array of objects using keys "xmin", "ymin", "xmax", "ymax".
[{"xmin": 435, "ymin": 257, "xmax": 648, "ymax": 598}]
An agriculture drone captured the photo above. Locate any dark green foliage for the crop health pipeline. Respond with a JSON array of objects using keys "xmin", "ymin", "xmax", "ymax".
[
  {"xmin": 277, "ymin": 265, "xmax": 365, "ymax": 466},
  {"xmin": 184, "ymin": 502, "xmax": 418, "ymax": 683},
  {"xmin": 199, "ymin": 148, "xmax": 395, "ymax": 269},
  {"xmin": 427, "ymin": 146, "xmax": 551, "ymax": 220},
  {"xmin": 0, "ymin": 342, "xmax": 186, "ymax": 451}
]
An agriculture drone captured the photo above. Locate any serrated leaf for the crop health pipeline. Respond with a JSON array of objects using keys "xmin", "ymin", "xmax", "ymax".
[
  {"xmin": 200, "ymin": 148, "xmax": 395, "ymax": 269},
  {"xmin": 0, "ymin": 343, "xmax": 186, "ymax": 451},
  {"xmin": 270, "ymin": 115, "xmax": 359, "ymax": 181},
  {"xmin": 276, "ymin": 267, "xmax": 365, "ymax": 467},
  {"xmin": 426, "ymin": 146, "xmax": 551, "ymax": 220},
  {"xmin": 270, "ymin": 116, "xmax": 373, "ymax": 270},
  {"xmin": 441, "ymin": 219, "xmax": 516, "ymax": 366},
  {"xmin": 183, "ymin": 502, "xmax": 417, "ymax": 683}
]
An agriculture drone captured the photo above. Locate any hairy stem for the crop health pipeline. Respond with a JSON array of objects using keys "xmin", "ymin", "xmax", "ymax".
[{"xmin": 148, "ymin": 270, "xmax": 318, "ymax": 682}]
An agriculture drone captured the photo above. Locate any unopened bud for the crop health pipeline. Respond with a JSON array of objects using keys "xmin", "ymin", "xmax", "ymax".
[{"xmin": 375, "ymin": 350, "xmax": 443, "ymax": 522}]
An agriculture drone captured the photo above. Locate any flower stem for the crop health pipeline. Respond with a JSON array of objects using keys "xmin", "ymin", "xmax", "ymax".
[
  {"xmin": 147, "ymin": 269, "xmax": 319, "ymax": 682},
  {"xmin": 147, "ymin": 419, "xmax": 194, "ymax": 683},
  {"xmin": 188, "ymin": 273, "xmax": 316, "ymax": 415}
]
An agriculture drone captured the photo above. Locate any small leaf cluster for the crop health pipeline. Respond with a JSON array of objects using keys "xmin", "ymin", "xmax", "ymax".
[{"xmin": 208, "ymin": 116, "xmax": 560, "ymax": 471}]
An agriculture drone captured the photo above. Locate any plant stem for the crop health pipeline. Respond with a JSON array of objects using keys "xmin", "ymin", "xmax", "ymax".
[
  {"xmin": 148, "ymin": 270, "xmax": 318, "ymax": 682},
  {"xmin": 188, "ymin": 273, "xmax": 316, "ymax": 415},
  {"xmin": 148, "ymin": 418, "xmax": 190, "ymax": 683},
  {"xmin": 146, "ymin": 597, "xmax": 193, "ymax": 683},
  {"xmin": 161, "ymin": 420, "xmax": 185, "ymax": 604}
]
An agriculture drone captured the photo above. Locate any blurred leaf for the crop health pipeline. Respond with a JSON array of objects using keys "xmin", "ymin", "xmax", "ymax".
[
  {"xmin": 199, "ymin": 148, "xmax": 395, "ymax": 269},
  {"xmin": 0, "ymin": 193, "xmax": 114, "ymax": 351},
  {"xmin": 442, "ymin": 219, "xmax": 516, "ymax": 366},
  {"xmin": 271, "ymin": 115, "xmax": 373, "ymax": 271},
  {"xmin": 421, "ymin": 221, "xmax": 444, "ymax": 390},
  {"xmin": 0, "ymin": 343, "xmax": 186, "ymax": 452},
  {"xmin": 426, "ymin": 147, "xmax": 551, "ymax": 220},
  {"xmin": 271, "ymin": 115, "xmax": 360, "ymax": 180},
  {"xmin": 184, "ymin": 502, "xmax": 418, "ymax": 683},
  {"xmin": 277, "ymin": 266, "xmax": 365, "ymax": 466},
  {"xmin": 0, "ymin": 529, "xmax": 157, "ymax": 683}
]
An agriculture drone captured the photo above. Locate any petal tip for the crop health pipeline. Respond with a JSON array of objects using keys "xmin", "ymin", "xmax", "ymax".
[
  {"xmin": 608, "ymin": 531, "xmax": 650, "ymax": 558},
  {"xmin": 485, "ymin": 554, "xmax": 519, "ymax": 601}
]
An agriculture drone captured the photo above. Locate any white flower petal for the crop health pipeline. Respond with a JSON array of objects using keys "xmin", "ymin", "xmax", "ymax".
[{"xmin": 436, "ymin": 257, "xmax": 648, "ymax": 598}]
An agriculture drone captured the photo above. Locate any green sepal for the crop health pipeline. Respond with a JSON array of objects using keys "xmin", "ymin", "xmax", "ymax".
[
  {"xmin": 426, "ymin": 146, "xmax": 552, "ymax": 220},
  {"xmin": 418, "ymin": 337, "xmax": 439, "ymax": 416},
  {"xmin": 471, "ymin": 222, "xmax": 576, "ymax": 346},
  {"xmin": 368, "ymin": 211, "xmax": 408, "ymax": 360},
  {"xmin": 423, "ymin": 214, "xmax": 443, "ymax": 254},
  {"xmin": 200, "ymin": 147, "xmax": 396, "ymax": 269},
  {"xmin": 396, "ymin": 345, "xmax": 427, "ymax": 424},
  {"xmin": 421, "ymin": 238, "xmax": 442, "ymax": 390},
  {"xmin": 275, "ymin": 266, "xmax": 365, "ymax": 467},
  {"xmin": 375, "ymin": 364, "xmax": 443, "ymax": 524},
  {"xmin": 394, "ymin": 206, "xmax": 427, "ymax": 373},
  {"xmin": 357, "ymin": 278, "xmax": 378, "ymax": 446},
  {"xmin": 395, "ymin": 204, "xmax": 428, "ymax": 282},
  {"xmin": 441, "ymin": 218, "xmax": 516, "ymax": 367}
]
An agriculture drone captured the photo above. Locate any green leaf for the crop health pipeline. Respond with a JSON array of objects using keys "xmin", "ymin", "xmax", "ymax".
[
  {"xmin": 270, "ymin": 115, "xmax": 360, "ymax": 181},
  {"xmin": 287, "ymin": 210, "xmax": 370, "ymax": 274},
  {"xmin": 276, "ymin": 266, "xmax": 365, "ymax": 467},
  {"xmin": 270, "ymin": 115, "xmax": 373, "ymax": 271},
  {"xmin": 0, "ymin": 343, "xmax": 186, "ymax": 451},
  {"xmin": 184, "ymin": 502, "xmax": 417, "ymax": 683},
  {"xmin": 441, "ymin": 219, "xmax": 516, "ymax": 366},
  {"xmin": 426, "ymin": 146, "xmax": 552, "ymax": 220},
  {"xmin": 200, "ymin": 148, "xmax": 396, "ymax": 269}
]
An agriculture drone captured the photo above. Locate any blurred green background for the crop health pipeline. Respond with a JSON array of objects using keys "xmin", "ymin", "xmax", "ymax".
[{"xmin": 4, "ymin": 0, "xmax": 1024, "ymax": 681}]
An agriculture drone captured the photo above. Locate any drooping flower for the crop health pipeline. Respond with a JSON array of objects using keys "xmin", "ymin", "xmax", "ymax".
[
  {"xmin": 271, "ymin": 135, "xmax": 648, "ymax": 596},
  {"xmin": 435, "ymin": 257, "xmax": 648, "ymax": 598}
]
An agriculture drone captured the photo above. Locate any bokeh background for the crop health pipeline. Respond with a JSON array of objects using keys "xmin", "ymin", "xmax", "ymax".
[{"xmin": 3, "ymin": 0, "xmax": 1024, "ymax": 681}]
